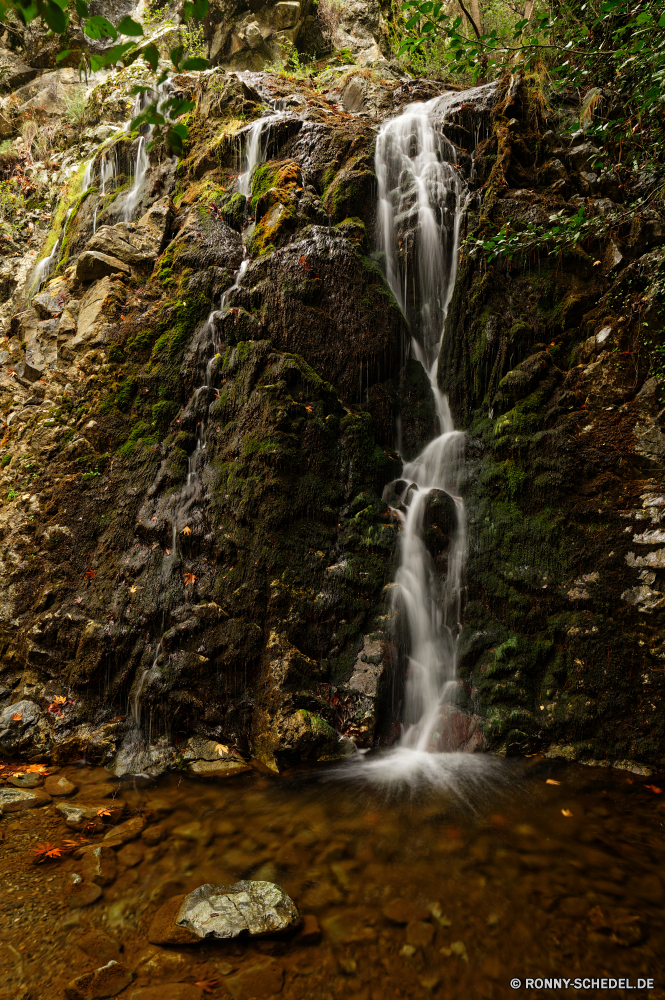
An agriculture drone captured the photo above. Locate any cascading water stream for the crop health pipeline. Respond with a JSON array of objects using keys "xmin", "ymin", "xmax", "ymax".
[{"xmin": 336, "ymin": 96, "xmax": 502, "ymax": 794}]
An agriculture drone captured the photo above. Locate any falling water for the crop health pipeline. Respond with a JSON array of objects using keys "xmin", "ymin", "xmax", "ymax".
[
  {"xmin": 334, "ymin": 96, "xmax": 501, "ymax": 793},
  {"xmin": 124, "ymin": 84, "xmax": 170, "ymax": 223}
]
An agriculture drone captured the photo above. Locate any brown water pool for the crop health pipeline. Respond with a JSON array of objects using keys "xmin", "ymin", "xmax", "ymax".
[{"xmin": 0, "ymin": 754, "xmax": 664, "ymax": 1000}]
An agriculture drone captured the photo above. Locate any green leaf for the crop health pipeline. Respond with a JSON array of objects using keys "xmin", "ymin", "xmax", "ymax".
[
  {"xmin": 659, "ymin": 12, "xmax": 665, "ymax": 26},
  {"xmin": 143, "ymin": 42, "xmax": 160, "ymax": 70},
  {"xmin": 84, "ymin": 14, "xmax": 117, "ymax": 40},
  {"xmin": 117, "ymin": 15, "xmax": 143, "ymax": 35},
  {"xmin": 181, "ymin": 56, "xmax": 208, "ymax": 70},
  {"xmin": 74, "ymin": 0, "xmax": 89, "ymax": 16},
  {"xmin": 182, "ymin": 0, "xmax": 208, "ymax": 20},
  {"xmin": 55, "ymin": 47, "xmax": 71, "ymax": 61},
  {"xmin": 166, "ymin": 124, "xmax": 188, "ymax": 155},
  {"xmin": 12, "ymin": 0, "xmax": 39, "ymax": 25},
  {"xmin": 405, "ymin": 13, "xmax": 420, "ymax": 28},
  {"xmin": 164, "ymin": 97, "xmax": 195, "ymax": 117},
  {"xmin": 89, "ymin": 41, "xmax": 134, "ymax": 71},
  {"xmin": 170, "ymin": 43, "xmax": 185, "ymax": 68},
  {"xmin": 41, "ymin": 0, "xmax": 68, "ymax": 32}
]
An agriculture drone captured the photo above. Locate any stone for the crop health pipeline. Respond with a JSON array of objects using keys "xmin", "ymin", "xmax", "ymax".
[
  {"xmin": 257, "ymin": 1, "xmax": 301, "ymax": 31},
  {"xmin": 56, "ymin": 800, "xmax": 125, "ymax": 830},
  {"xmin": 0, "ymin": 699, "xmax": 41, "ymax": 753},
  {"xmin": 63, "ymin": 276, "xmax": 123, "ymax": 356},
  {"xmin": 81, "ymin": 845, "xmax": 117, "ymax": 886},
  {"xmin": 406, "ymin": 919, "xmax": 435, "ymax": 948},
  {"xmin": 320, "ymin": 908, "xmax": 376, "ymax": 943},
  {"xmin": 76, "ymin": 251, "xmax": 131, "ymax": 283},
  {"xmin": 64, "ymin": 960, "xmax": 135, "ymax": 1000},
  {"xmin": 102, "ymin": 815, "xmax": 146, "ymax": 845},
  {"xmin": 77, "ymin": 930, "xmax": 121, "ymax": 964},
  {"xmin": 187, "ymin": 759, "xmax": 252, "ymax": 777},
  {"xmin": 44, "ymin": 774, "xmax": 78, "ymax": 796},
  {"xmin": 0, "ymin": 787, "xmax": 51, "ymax": 812},
  {"xmin": 0, "ymin": 47, "xmax": 38, "ymax": 91},
  {"xmin": 298, "ymin": 913, "xmax": 321, "ymax": 943},
  {"xmin": 9, "ymin": 772, "xmax": 42, "ymax": 788},
  {"xmin": 383, "ymin": 899, "xmax": 431, "ymax": 925},
  {"xmin": 147, "ymin": 894, "xmax": 201, "ymax": 946},
  {"xmin": 224, "ymin": 958, "xmax": 284, "ymax": 999},
  {"xmin": 116, "ymin": 842, "xmax": 144, "ymax": 867},
  {"xmin": 176, "ymin": 881, "xmax": 300, "ymax": 940},
  {"xmin": 171, "ymin": 821, "xmax": 213, "ymax": 845},
  {"xmin": 129, "ymin": 987, "xmax": 200, "ymax": 1000},
  {"xmin": 141, "ymin": 823, "xmax": 166, "ymax": 846},
  {"xmin": 67, "ymin": 874, "xmax": 103, "ymax": 908}
]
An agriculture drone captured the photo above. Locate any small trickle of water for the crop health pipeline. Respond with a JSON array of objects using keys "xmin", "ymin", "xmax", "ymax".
[{"xmin": 131, "ymin": 641, "xmax": 162, "ymax": 728}]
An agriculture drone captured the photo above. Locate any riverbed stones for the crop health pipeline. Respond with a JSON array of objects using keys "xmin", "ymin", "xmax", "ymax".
[
  {"xmin": 67, "ymin": 873, "xmax": 103, "ymax": 908},
  {"xmin": 103, "ymin": 815, "xmax": 146, "ymax": 845},
  {"xmin": 382, "ymin": 899, "xmax": 431, "ymax": 924},
  {"xmin": 44, "ymin": 774, "xmax": 77, "ymax": 796},
  {"xmin": 129, "ymin": 987, "xmax": 200, "ymax": 1000},
  {"xmin": 0, "ymin": 786, "xmax": 51, "ymax": 812},
  {"xmin": 64, "ymin": 960, "xmax": 135, "ymax": 1000},
  {"xmin": 147, "ymin": 894, "xmax": 201, "ymax": 946},
  {"xmin": 224, "ymin": 957, "xmax": 284, "ymax": 999},
  {"xmin": 80, "ymin": 845, "xmax": 117, "ymax": 886},
  {"xmin": 175, "ymin": 880, "xmax": 300, "ymax": 940},
  {"xmin": 56, "ymin": 800, "xmax": 125, "ymax": 829}
]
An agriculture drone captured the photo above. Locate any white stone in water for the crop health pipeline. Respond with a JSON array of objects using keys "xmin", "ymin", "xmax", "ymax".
[{"xmin": 175, "ymin": 880, "xmax": 299, "ymax": 939}]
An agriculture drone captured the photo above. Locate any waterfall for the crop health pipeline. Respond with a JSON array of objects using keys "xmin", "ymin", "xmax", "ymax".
[
  {"xmin": 124, "ymin": 83, "xmax": 170, "ymax": 223},
  {"xmin": 378, "ymin": 99, "xmax": 467, "ymax": 753}
]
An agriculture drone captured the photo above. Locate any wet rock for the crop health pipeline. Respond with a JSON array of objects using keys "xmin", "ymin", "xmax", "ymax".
[
  {"xmin": 64, "ymin": 960, "xmax": 135, "ymax": 1000},
  {"xmin": 80, "ymin": 845, "xmax": 117, "ymax": 886},
  {"xmin": 0, "ymin": 699, "xmax": 41, "ymax": 754},
  {"xmin": 147, "ymin": 894, "xmax": 201, "ymax": 946},
  {"xmin": 76, "ymin": 251, "xmax": 131, "ymax": 283},
  {"xmin": 67, "ymin": 873, "xmax": 103, "ymax": 908},
  {"xmin": 129, "ymin": 987, "xmax": 200, "ymax": 1000},
  {"xmin": 9, "ymin": 772, "xmax": 42, "ymax": 788},
  {"xmin": 587, "ymin": 906, "xmax": 645, "ymax": 947},
  {"xmin": 171, "ymin": 821, "xmax": 213, "ymax": 846},
  {"xmin": 56, "ymin": 800, "xmax": 125, "ymax": 830},
  {"xmin": 116, "ymin": 842, "xmax": 144, "ymax": 867},
  {"xmin": 298, "ymin": 913, "xmax": 322, "ymax": 943},
  {"xmin": 406, "ymin": 919, "xmax": 435, "ymax": 948},
  {"xmin": 103, "ymin": 815, "xmax": 146, "ymax": 845},
  {"xmin": 427, "ymin": 704, "xmax": 485, "ymax": 754},
  {"xmin": 321, "ymin": 907, "xmax": 377, "ymax": 943},
  {"xmin": 383, "ymin": 899, "xmax": 431, "ymax": 924},
  {"xmin": 77, "ymin": 930, "xmax": 121, "ymax": 964},
  {"xmin": 44, "ymin": 774, "xmax": 78, "ymax": 796},
  {"xmin": 176, "ymin": 880, "xmax": 300, "ymax": 939},
  {"xmin": 188, "ymin": 759, "xmax": 252, "ymax": 777},
  {"xmin": 224, "ymin": 958, "xmax": 284, "ymax": 999},
  {"xmin": 0, "ymin": 47, "xmax": 38, "ymax": 91},
  {"xmin": 0, "ymin": 787, "xmax": 51, "ymax": 812}
]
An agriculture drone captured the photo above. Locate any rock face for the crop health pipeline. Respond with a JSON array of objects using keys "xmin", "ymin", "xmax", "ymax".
[
  {"xmin": 0, "ymin": 54, "xmax": 664, "ymax": 773},
  {"xmin": 176, "ymin": 881, "xmax": 300, "ymax": 939}
]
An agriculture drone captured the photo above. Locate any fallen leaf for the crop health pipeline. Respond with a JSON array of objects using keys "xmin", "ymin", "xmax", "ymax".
[
  {"xmin": 305, "ymin": 405, "xmax": 313, "ymax": 412},
  {"xmin": 129, "ymin": 584, "xmax": 142, "ymax": 594},
  {"xmin": 195, "ymin": 981, "xmax": 219, "ymax": 995},
  {"xmin": 96, "ymin": 807, "xmax": 112, "ymax": 818},
  {"xmin": 561, "ymin": 809, "xmax": 573, "ymax": 817},
  {"xmin": 85, "ymin": 569, "xmax": 96, "ymax": 580},
  {"xmin": 546, "ymin": 779, "xmax": 560, "ymax": 785},
  {"xmin": 165, "ymin": 548, "xmax": 171, "ymax": 555},
  {"xmin": 214, "ymin": 743, "xmax": 229, "ymax": 756},
  {"xmin": 26, "ymin": 764, "xmax": 48, "ymax": 774},
  {"xmin": 184, "ymin": 572, "xmax": 197, "ymax": 586},
  {"xmin": 182, "ymin": 526, "xmax": 191, "ymax": 535},
  {"xmin": 11, "ymin": 712, "xmax": 23, "ymax": 721},
  {"xmin": 31, "ymin": 842, "xmax": 62, "ymax": 863},
  {"xmin": 645, "ymin": 785, "xmax": 662, "ymax": 794},
  {"xmin": 593, "ymin": 259, "xmax": 601, "ymax": 266}
]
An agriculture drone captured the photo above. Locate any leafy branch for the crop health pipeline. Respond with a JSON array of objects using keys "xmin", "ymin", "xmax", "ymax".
[{"xmin": 0, "ymin": 0, "xmax": 210, "ymax": 153}]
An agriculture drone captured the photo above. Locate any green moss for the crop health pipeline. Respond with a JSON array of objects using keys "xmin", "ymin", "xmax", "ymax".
[{"xmin": 152, "ymin": 400, "xmax": 179, "ymax": 434}]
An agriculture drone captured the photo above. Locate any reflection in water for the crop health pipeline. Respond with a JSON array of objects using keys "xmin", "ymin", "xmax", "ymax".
[{"xmin": 1, "ymin": 762, "xmax": 663, "ymax": 996}]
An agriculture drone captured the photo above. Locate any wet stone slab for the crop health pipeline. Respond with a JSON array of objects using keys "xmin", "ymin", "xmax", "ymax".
[{"xmin": 175, "ymin": 880, "xmax": 300, "ymax": 939}]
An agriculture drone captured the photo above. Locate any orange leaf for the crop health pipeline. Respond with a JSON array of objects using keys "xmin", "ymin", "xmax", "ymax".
[
  {"xmin": 645, "ymin": 785, "xmax": 662, "ymax": 794},
  {"xmin": 96, "ymin": 807, "xmax": 112, "ymax": 818},
  {"xmin": 561, "ymin": 809, "xmax": 573, "ymax": 817},
  {"xmin": 184, "ymin": 572, "xmax": 197, "ymax": 586},
  {"xmin": 85, "ymin": 569, "xmax": 96, "ymax": 579},
  {"xmin": 25, "ymin": 764, "xmax": 48, "ymax": 773},
  {"xmin": 12, "ymin": 712, "xmax": 23, "ymax": 721},
  {"xmin": 195, "ymin": 981, "xmax": 219, "ymax": 995},
  {"xmin": 182, "ymin": 526, "xmax": 191, "ymax": 535},
  {"xmin": 546, "ymin": 779, "xmax": 560, "ymax": 785}
]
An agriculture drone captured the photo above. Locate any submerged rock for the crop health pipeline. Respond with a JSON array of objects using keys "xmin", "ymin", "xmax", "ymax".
[
  {"xmin": 175, "ymin": 880, "xmax": 300, "ymax": 939},
  {"xmin": 0, "ymin": 787, "xmax": 51, "ymax": 812},
  {"xmin": 64, "ymin": 960, "xmax": 134, "ymax": 1000}
]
